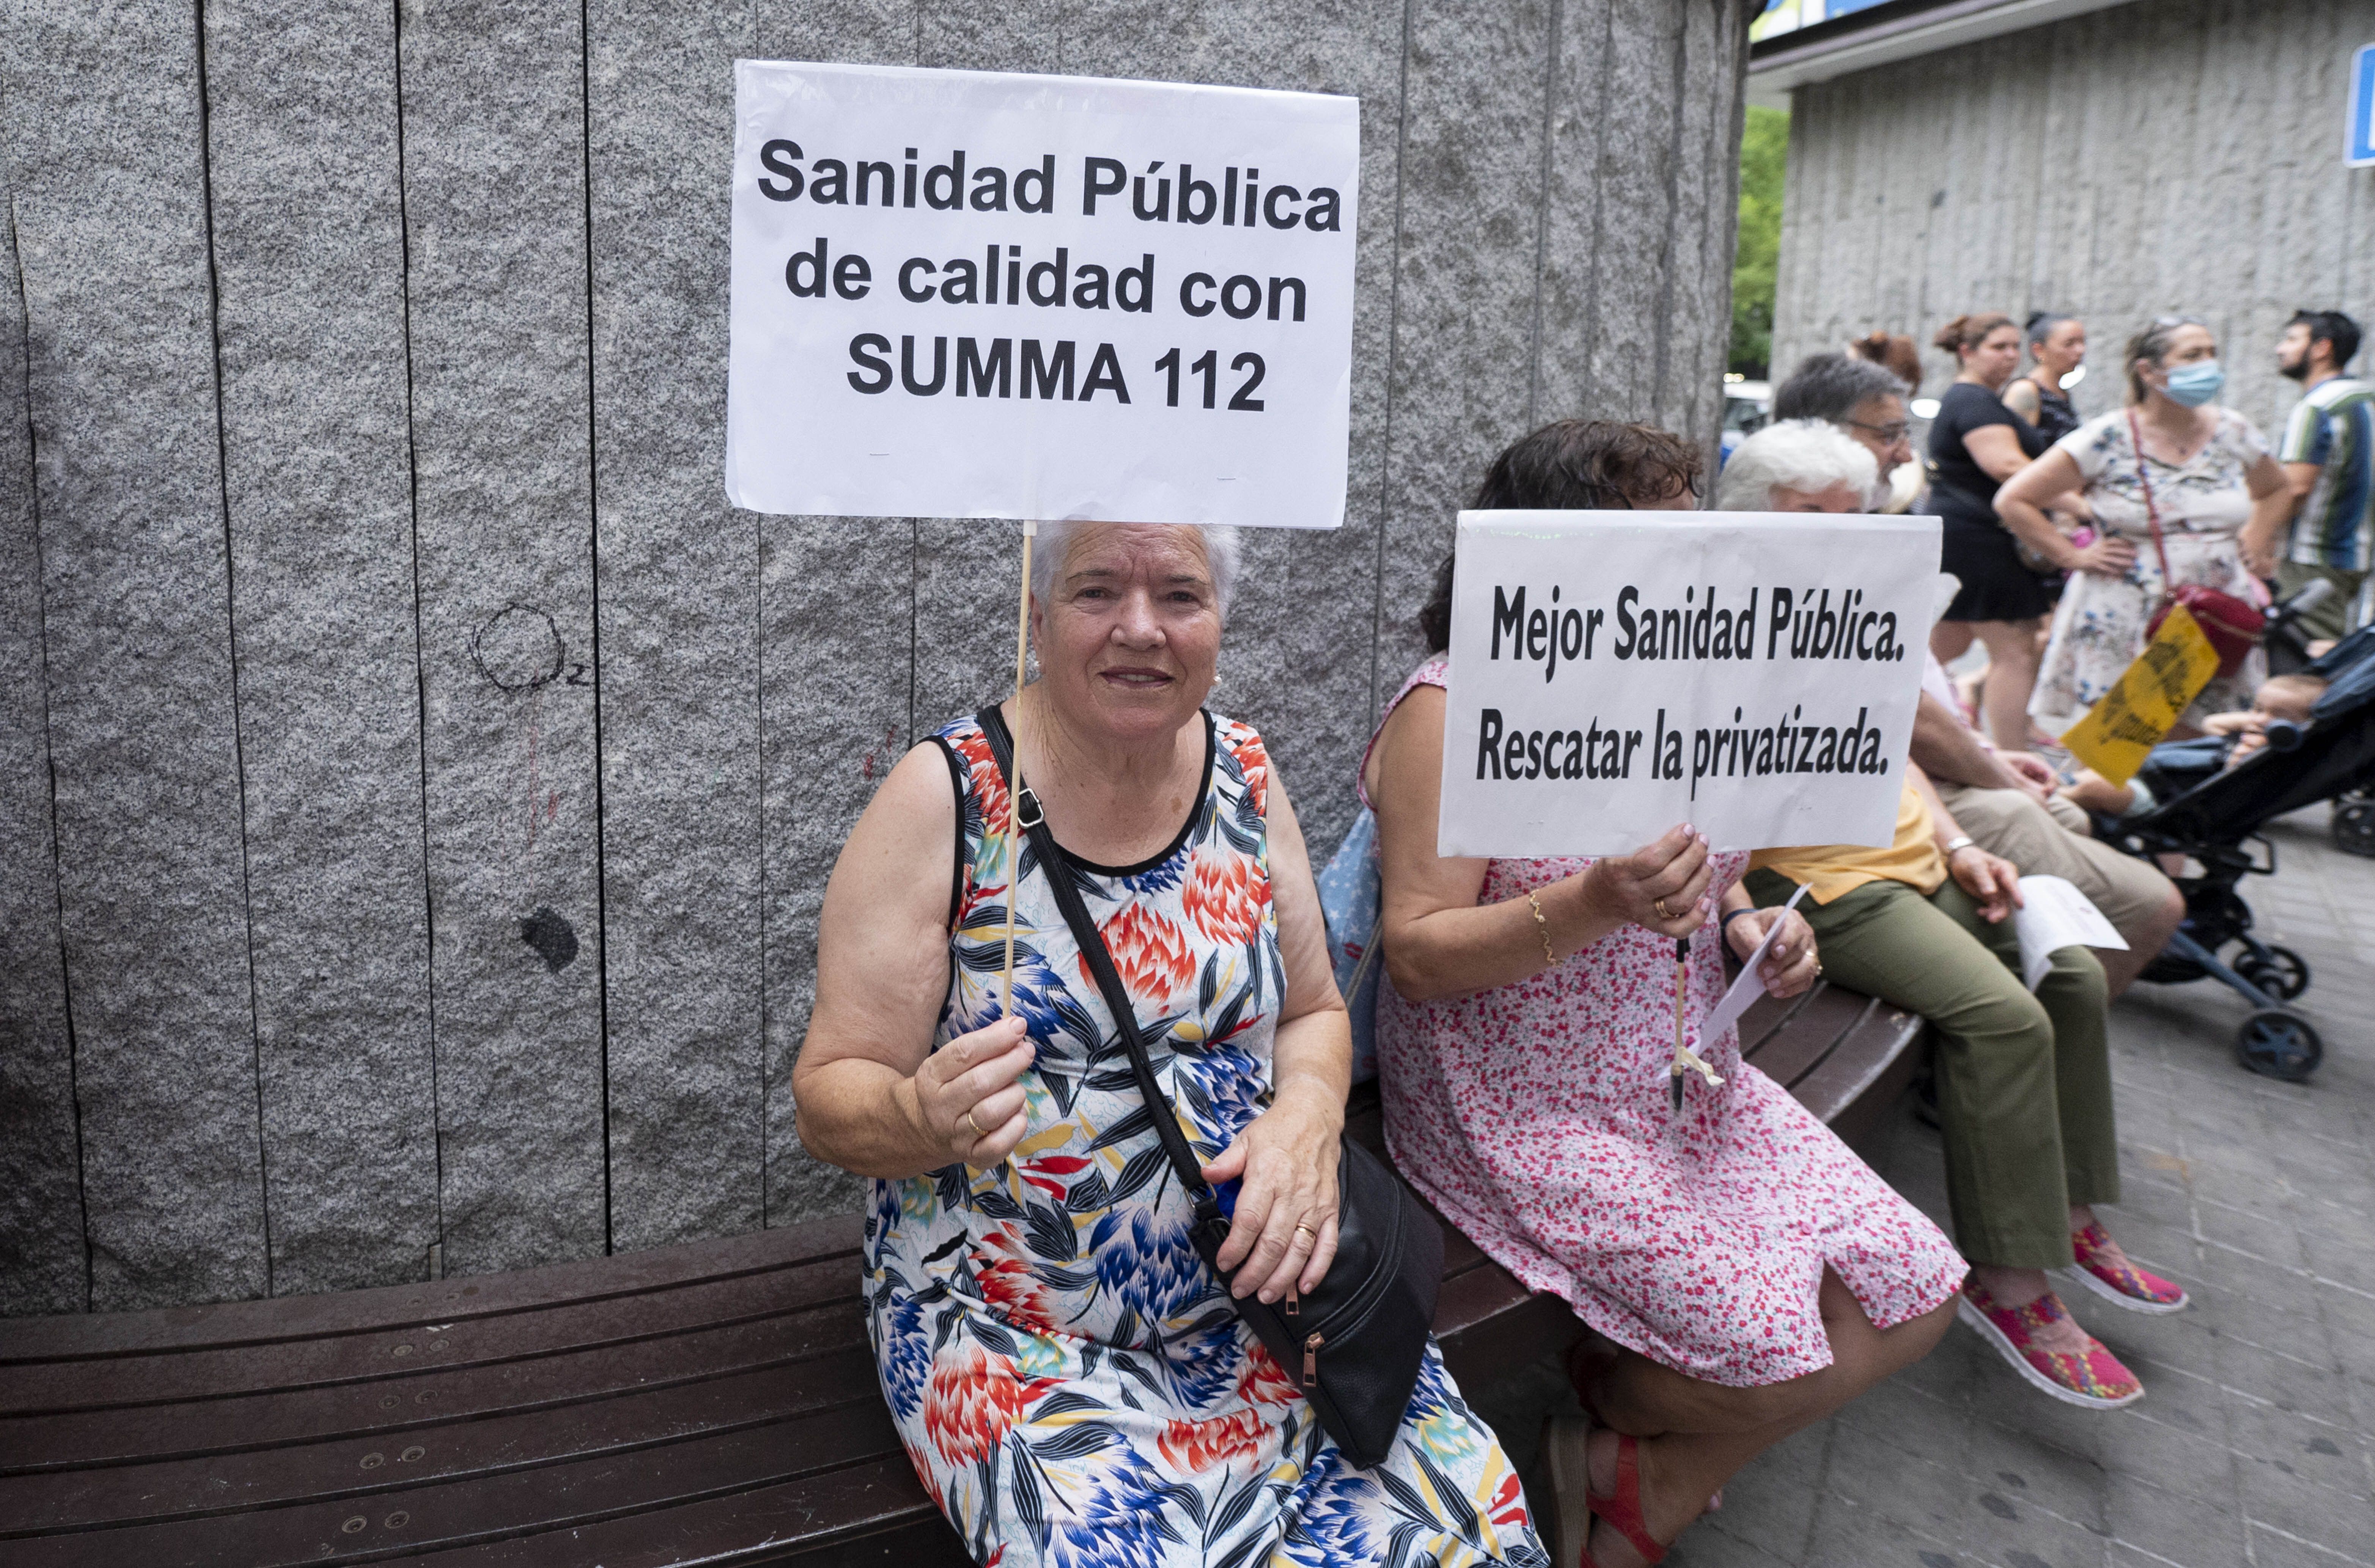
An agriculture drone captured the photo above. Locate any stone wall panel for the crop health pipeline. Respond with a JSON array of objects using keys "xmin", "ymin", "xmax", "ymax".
[
  {"xmin": 399, "ymin": 0, "xmax": 609, "ymax": 1276},
  {"xmin": 203, "ymin": 0, "xmax": 443, "ymax": 1298},
  {"xmin": 588, "ymin": 0, "xmax": 769, "ymax": 1255},
  {"xmin": 0, "ymin": 160, "xmax": 85, "ymax": 1317},
  {"xmin": 0, "ymin": 0, "xmax": 269, "ymax": 1310}
]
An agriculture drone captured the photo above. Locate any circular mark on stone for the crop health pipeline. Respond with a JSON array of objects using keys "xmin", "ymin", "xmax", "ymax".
[
  {"xmin": 519, "ymin": 906, "xmax": 579, "ymax": 973},
  {"xmin": 400, "ymin": 1445, "xmax": 426, "ymax": 1463},
  {"xmin": 416, "ymin": 1390, "xmax": 435, "ymax": 1405},
  {"xmin": 360, "ymin": 1452, "xmax": 385, "ymax": 1470},
  {"xmin": 381, "ymin": 1395, "xmax": 400, "ymax": 1409},
  {"xmin": 386, "ymin": 1512, "xmax": 411, "ymax": 1530},
  {"xmin": 342, "ymin": 1517, "xmax": 368, "ymax": 1535},
  {"xmin": 391, "ymin": 1342, "xmax": 414, "ymax": 1357},
  {"xmin": 470, "ymin": 602, "xmax": 565, "ymax": 692}
]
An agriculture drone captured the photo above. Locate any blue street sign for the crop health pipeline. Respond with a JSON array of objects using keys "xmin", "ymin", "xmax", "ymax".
[{"xmin": 2352, "ymin": 43, "xmax": 2375, "ymax": 167}]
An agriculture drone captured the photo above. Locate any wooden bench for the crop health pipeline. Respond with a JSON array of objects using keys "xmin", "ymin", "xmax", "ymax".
[{"xmin": 0, "ymin": 982, "xmax": 1922, "ymax": 1566}]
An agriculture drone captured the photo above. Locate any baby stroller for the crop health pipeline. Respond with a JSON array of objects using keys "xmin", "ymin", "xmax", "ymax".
[{"xmin": 2087, "ymin": 617, "xmax": 2375, "ymax": 1082}]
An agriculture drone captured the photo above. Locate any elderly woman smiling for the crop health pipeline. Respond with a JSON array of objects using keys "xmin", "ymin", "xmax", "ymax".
[{"xmin": 793, "ymin": 520, "xmax": 1541, "ymax": 1568}]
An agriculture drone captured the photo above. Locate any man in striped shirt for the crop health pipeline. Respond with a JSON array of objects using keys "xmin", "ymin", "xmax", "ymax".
[{"xmin": 2247, "ymin": 310, "xmax": 2373, "ymax": 639}]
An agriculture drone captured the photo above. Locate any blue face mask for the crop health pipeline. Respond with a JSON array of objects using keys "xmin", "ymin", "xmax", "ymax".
[{"xmin": 2161, "ymin": 359, "xmax": 2225, "ymax": 407}]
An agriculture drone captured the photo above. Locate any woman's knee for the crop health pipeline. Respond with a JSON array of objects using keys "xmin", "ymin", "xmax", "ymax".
[
  {"xmin": 1698, "ymin": 1371, "xmax": 1827, "ymax": 1430},
  {"xmin": 2040, "ymin": 944, "xmax": 2108, "ymax": 1012},
  {"xmin": 1934, "ymin": 979, "xmax": 2055, "ymax": 1066}
]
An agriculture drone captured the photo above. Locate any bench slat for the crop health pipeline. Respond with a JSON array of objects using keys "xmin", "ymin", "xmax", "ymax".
[
  {"xmin": 392, "ymin": 1456, "xmax": 965, "ymax": 1568},
  {"xmin": 1737, "ymin": 982, "xmax": 1873, "ymax": 1090},
  {"xmin": 0, "ymin": 1219, "xmax": 864, "ymax": 1366},
  {"xmin": 8, "ymin": 1396, "xmax": 907, "ymax": 1567},
  {"xmin": 1795, "ymin": 1007, "xmax": 1928, "ymax": 1146},
  {"xmin": 0, "ymin": 1296, "xmax": 867, "ymax": 1474},
  {"xmin": 0, "ymin": 1249, "xmax": 859, "ymax": 1418},
  {"xmin": 0, "ymin": 1345, "xmax": 888, "ymax": 1536}
]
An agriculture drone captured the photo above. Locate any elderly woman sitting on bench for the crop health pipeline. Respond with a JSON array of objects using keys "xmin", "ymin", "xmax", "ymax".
[
  {"xmin": 1721, "ymin": 420, "xmax": 2188, "ymax": 1418},
  {"xmin": 1364, "ymin": 419, "xmax": 1962, "ymax": 1568}
]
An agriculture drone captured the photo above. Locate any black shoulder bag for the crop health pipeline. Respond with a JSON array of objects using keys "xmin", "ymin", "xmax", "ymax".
[{"xmin": 977, "ymin": 708, "xmax": 1441, "ymax": 1471}]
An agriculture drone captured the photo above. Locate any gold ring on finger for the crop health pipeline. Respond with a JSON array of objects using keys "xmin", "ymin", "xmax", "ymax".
[
  {"xmin": 1654, "ymin": 897, "xmax": 1670, "ymax": 920},
  {"xmin": 1294, "ymin": 1224, "xmax": 1318, "ymax": 1242},
  {"xmin": 964, "ymin": 1108, "xmax": 986, "ymax": 1138}
]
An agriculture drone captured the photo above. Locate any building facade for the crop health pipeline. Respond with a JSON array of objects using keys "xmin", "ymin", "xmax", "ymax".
[{"xmin": 1763, "ymin": 0, "xmax": 2375, "ymax": 437}]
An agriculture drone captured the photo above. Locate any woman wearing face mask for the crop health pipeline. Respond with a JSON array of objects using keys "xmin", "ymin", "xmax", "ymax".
[
  {"xmin": 1998, "ymin": 316, "xmax": 2292, "ymax": 735},
  {"xmin": 1927, "ymin": 313, "xmax": 2054, "ymax": 749}
]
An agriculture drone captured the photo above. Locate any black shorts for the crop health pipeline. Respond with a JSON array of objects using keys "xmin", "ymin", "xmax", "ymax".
[{"xmin": 1939, "ymin": 516, "xmax": 2053, "ymax": 623}]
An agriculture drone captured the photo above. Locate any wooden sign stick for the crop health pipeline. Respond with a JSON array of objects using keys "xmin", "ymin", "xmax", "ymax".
[{"xmin": 1000, "ymin": 518, "xmax": 1038, "ymax": 1016}]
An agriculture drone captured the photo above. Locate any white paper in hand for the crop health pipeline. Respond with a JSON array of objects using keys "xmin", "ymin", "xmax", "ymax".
[
  {"xmin": 2012, "ymin": 875, "xmax": 2128, "ymax": 990},
  {"xmin": 1699, "ymin": 883, "xmax": 1812, "ymax": 1045}
]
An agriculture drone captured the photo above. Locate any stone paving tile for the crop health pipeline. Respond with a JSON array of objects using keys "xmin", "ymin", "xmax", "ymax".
[{"xmin": 1471, "ymin": 809, "xmax": 2375, "ymax": 1566}]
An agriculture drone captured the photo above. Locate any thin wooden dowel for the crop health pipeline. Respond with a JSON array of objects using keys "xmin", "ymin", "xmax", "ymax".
[{"xmin": 1000, "ymin": 519, "xmax": 1038, "ymax": 1017}]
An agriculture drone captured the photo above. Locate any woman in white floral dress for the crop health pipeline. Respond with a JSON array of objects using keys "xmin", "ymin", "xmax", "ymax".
[{"xmin": 1998, "ymin": 316, "xmax": 2291, "ymax": 735}]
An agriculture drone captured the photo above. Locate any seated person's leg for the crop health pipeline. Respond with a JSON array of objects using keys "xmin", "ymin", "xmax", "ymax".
[
  {"xmin": 1750, "ymin": 871, "xmax": 2074, "ymax": 1270},
  {"xmin": 1938, "ymin": 784, "xmax": 2182, "ymax": 993}
]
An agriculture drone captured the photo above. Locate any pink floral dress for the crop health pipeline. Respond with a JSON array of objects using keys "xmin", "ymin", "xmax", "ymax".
[{"xmin": 1368, "ymin": 661, "xmax": 1965, "ymax": 1386}]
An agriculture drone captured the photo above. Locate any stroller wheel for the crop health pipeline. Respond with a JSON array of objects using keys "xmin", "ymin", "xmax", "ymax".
[
  {"xmin": 2234, "ymin": 945, "xmax": 2311, "ymax": 1002},
  {"xmin": 2337, "ymin": 800, "xmax": 2375, "ymax": 859},
  {"xmin": 2237, "ymin": 1010, "xmax": 2323, "ymax": 1083}
]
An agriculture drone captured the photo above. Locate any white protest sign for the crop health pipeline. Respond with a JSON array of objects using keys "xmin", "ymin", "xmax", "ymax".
[
  {"xmin": 1438, "ymin": 511, "xmax": 1940, "ymax": 857},
  {"xmin": 727, "ymin": 62, "xmax": 1359, "ymax": 528}
]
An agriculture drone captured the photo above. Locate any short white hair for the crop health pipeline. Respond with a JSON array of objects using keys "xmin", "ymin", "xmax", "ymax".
[
  {"xmin": 1714, "ymin": 419, "xmax": 1882, "ymax": 512},
  {"xmin": 1029, "ymin": 520, "xmax": 1241, "ymax": 619}
]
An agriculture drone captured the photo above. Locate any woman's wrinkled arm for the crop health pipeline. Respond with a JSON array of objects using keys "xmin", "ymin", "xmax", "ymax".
[
  {"xmin": 1201, "ymin": 764, "xmax": 1349, "ymax": 1302},
  {"xmin": 1366, "ymin": 685, "xmax": 1710, "ymax": 1003},
  {"xmin": 792, "ymin": 744, "xmax": 1036, "ymax": 1179}
]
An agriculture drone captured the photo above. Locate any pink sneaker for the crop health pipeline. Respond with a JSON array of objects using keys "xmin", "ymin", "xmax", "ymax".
[
  {"xmin": 1958, "ymin": 1284, "xmax": 2144, "ymax": 1410},
  {"xmin": 2062, "ymin": 1221, "xmax": 2189, "ymax": 1314}
]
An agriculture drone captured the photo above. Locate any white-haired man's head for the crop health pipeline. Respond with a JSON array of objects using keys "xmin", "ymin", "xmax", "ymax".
[
  {"xmin": 1030, "ymin": 520, "xmax": 1241, "ymax": 621},
  {"xmin": 1714, "ymin": 419, "xmax": 1882, "ymax": 514}
]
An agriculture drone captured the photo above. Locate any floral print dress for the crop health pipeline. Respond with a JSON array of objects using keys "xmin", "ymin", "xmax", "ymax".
[
  {"xmin": 864, "ymin": 707, "xmax": 1544, "ymax": 1568},
  {"xmin": 2029, "ymin": 407, "xmax": 2272, "ymax": 732},
  {"xmin": 1368, "ymin": 661, "xmax": 1967, "ymax": 1387}
]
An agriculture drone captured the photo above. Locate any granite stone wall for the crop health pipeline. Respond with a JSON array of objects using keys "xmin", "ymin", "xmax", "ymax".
[
  {"xmin": 0, "ymin": 0, "xmax": 1751, "ymax": 1314},
  {"xmin": 1769, "ymin": 0, "xmax": 2375, "ymax": 441}
]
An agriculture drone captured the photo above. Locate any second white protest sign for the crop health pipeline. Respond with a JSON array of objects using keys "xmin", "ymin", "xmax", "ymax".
[
  {"xmin": 1437, "ymin": 510, "xmax": 1939, "ymax": 858},
  {"xmin": 727, "ymin": 63, "xmax": 1358, "ymax": 529}
]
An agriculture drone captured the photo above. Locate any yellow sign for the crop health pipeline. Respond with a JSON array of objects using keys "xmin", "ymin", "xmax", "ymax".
[{"xmin": 2059, "ymin": 604, "xmax": 2222, "ymax": 785}]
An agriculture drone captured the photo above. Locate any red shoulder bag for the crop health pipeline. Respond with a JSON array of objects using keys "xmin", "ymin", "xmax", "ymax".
[{"xmin": 2129, "ymin": 408, "xmax": 2265, "ymax": 679}]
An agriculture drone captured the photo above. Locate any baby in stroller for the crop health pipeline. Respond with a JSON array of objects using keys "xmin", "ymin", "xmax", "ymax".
[
  {"xmin": 2072, "ymin": 623, "xmax": 2375, "ymax": 1080},
  {"xmin": 2060, "ymin": 672, "xmax": 2329, "ymax": 820}
]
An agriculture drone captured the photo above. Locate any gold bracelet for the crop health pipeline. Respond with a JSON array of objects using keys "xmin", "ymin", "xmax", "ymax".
[{"xmin": 1526, "ymin": 889, "xmax": 1558, "ymax": 966}]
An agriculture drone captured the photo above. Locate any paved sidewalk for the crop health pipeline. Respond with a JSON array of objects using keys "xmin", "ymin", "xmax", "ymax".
[{"xmin": 1478, "ymin": 805, "xmax": 2375, "ymax": 1567}]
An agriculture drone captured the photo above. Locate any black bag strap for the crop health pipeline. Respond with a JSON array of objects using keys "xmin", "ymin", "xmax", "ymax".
[{"xmin": 976, "ymin": 707, "xmax": 1225, "ymax": 1226}]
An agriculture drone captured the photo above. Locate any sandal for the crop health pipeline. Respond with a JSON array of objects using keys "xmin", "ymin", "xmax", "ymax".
[
  {"xmin": 1540, "ymin": 1415, "xmax": 1596, "ymax": 1568},
  {"xmin": 1584, "ymin": 1431, "xmax": 1667, "ymax": 1565},
  {"xmin": 1565, "ymin": 1340, "xmax": 1719, "ymax": 1517}
]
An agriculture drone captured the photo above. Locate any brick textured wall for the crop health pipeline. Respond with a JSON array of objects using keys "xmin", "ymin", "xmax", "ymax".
[{"xmin": 0, "ymin": 0, "xmax": 1751, "ymax": 1314}]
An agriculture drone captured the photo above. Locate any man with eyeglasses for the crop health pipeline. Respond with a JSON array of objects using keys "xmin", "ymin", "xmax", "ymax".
[
  {"xmin": 1772, "ymin": 350, "xmax": 1916, "ymax": 509},
  {"xmin": 1770, "ymin": 352, "xmax": 2184, "ymax": 992}
]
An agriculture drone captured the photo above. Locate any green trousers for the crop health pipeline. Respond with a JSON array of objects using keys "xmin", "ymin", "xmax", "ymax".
[{"xmin": 1744, "ymin": 869, "xmax": 2117, "ymax": 1269}]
